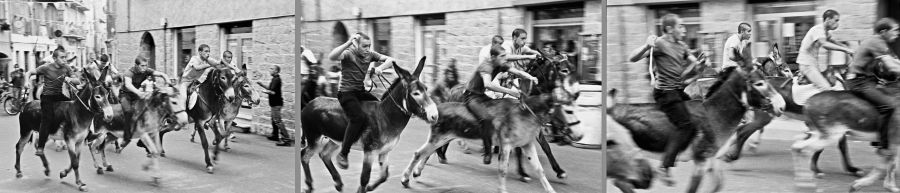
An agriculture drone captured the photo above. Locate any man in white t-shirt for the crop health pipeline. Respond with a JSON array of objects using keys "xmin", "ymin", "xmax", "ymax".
[
  {"xmin": 721, "ymin": 23, "xmax": 753, "ymax": 72},
  {"xmin": 489, "ymin": 29, "xmax": 540, "ymax": 98},
  {"xmin": 797, "ymin": 9, "xmax": 855, "ymax": 90}
]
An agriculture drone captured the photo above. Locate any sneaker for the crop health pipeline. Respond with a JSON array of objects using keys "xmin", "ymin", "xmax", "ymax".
[{"xmin": 276, "ymin": 141, "xmax": 293, "ymax": 147}]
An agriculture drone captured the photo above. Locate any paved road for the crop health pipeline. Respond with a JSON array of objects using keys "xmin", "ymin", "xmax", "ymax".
[
  {"xmin": 607, "ymin": 117, "xmax": 892, "ymax": 193},
  {"xmin": 0, "ymin": 115, "xmax": 294, "ymax": 193},
  {"xmin": 300, "ymin": 116, "xmax": 604, "ymax": 193}
]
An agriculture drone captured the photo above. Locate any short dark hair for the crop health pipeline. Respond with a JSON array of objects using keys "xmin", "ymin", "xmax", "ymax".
[
  {"xmin": 512, "ymin": 29, "xmax": 527, "ymax": 38},
  {"xmin": 738, "ymin": 23, "xmax": 751, "ymax": 33},
  {"xmin": 875, "ymin": 17, "xmax": 899, "ymax": 34},
  {"xmin": 356, "ymin": 32, "xmax": 371, "ymax": 40},
  {"xmin": 272, "ymin": 64, "xmax": 281, "ymax": 73},
  {"xmin": 199, "ymin": 44, "xmax": 211, "ymax": 52},
  {"xmin": 490, "ymin": 45, "xmax": 505, "ymax": 57},
  {"xmin": 223, "ymin": 50, "xmax": 233, "ymax": 57},
  {"xmin": 491, "ymin": 35, "xmax": 504, "ymax": 45},
  {"xmin": 99, "ymin": 54, "xmax": 109, "ymax": 62},
  {"xmin": 823, "ymin": 9, "xmax": 839, "ymax": 21},
  {"xmin": 661, "ymin": 14, "xmax": 680, "ymax": 33},
  {"xmin": 52, "ymin": 47, "xmax": 66, "ymax": 58},
  {"xmin": 134, "ymin": 56, "xmax": 148, "ymax": 65}
]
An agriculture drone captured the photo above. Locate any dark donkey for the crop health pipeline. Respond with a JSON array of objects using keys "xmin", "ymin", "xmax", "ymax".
[
  {"xmin": 14, "ymin": 67, "xmax": 115, "ymax": 192},
  {"xmin": 86, "ymin": 83, "xmax": 189, "ymax": 182},
  {"xmin": 430, "ymin": 51, "xmax": 580, "ymax": 181},
  {"xmin": 399, "ymin": 52, "xmax": 579, "ymax": 193},
  {"xmin": 300, "ymin": 57, "xmax": 439, "ymax": 193},
  {"xmin": 181, "ymin": 68, "xmax": 238, "ymax": 174},
  {"xmin": 606, "ymin": 45, "xmax": 786, "ymax": 193},
  {"xmin": 790, "ymin": 61, "xmax": 900, "ymax": 192}
]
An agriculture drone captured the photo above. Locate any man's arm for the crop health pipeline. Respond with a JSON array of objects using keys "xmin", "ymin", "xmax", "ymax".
[
  {"xmin": 329, "ymin": 35, "xmax": 358, "ymax": 61},
  {"xmin": 152, "ymin": 71, "xmax": 171, "ymax": 84},
  {"xmin": 818, "ymin": 37, "xmax": 855, "ymax": 54},
  {"xmin": 482, "ymin": 73, "xmax": 519, "ymax": 96},
  {"xmin": 629, "ymin": 36, "xmax": 657, "ymax": 62},
  {"xmin": 507, "ymin": 68, "xmax": 538, "ymax": 84},
  {"xmin": 373, "ymin": 54, "xmax": 395, "ymax": 74},
  {"xmin": 506, "ymin": 54, "xmax": 537, "ymax": 61},
  {"xmin": 23, "ymin": 69, "xmax": 37, "ymax": 89},
  {"xmin": 123, "ymin": 77, "xmax": 147, "ymax": 97},
  {"xmin": 303, "ymin": 49, "xmax": 319, "ymax": 64},
  {"xmin": 880, "ymin": 56, "xmax": 900, "ymax": 74}
]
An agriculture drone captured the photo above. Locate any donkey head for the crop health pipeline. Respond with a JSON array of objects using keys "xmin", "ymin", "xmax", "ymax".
[{"xmin": 392, "ymin": 57, "xmax": 439, "ymax": 123}]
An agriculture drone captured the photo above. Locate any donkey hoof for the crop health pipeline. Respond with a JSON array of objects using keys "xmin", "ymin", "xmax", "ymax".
[
  {"xmin": 15, "ymin": 172, "xmax": 23, "ymax": 178},
  {"xmin": 160, "ymin": 153, "xmax": 166, "ymax": 158},
  {"xmin": 815, "ymin": 172, "xmax": 825, "ymax": 178},
  {"xmin": 207, "ymin": 166, "xmax": 215, "ymax": 174},
  {"xmin": 557, "ymin": 173, "xmax": 568, "ymax": 179},
  {"xmin": 412, "ymin": 171, "xmax": 421, "ymax": 178},
  {"xmin": 106, "ymin": 166, "xmax": 114, "ymax": 172},
  {"xmin": 335, "ymin": 183, "xmax": 344, "ymax": 191},
  {"xmin": 151, "ymin": 177, "xmax": 161, "ymax": 186},
  {"xmin": 44, "ymin": 170, "xmax": 50, "ymax": 177},
  {"xmin": 401, "ymin": 179, "xmax": 410, "ymax": 188},
  {"xmin": 96, "ymin": 168, "xmax": 104, "ymax": 175},
  {"xmin": 520, "ymin": 176, "xmax": 532, "ymax": 182},
  {"xmin": 59, "ymin": 171, "xmax": 67, "ymax": 179},
  {"xmin": 366, "ymin": 185, "xmax": 376, "ymax": 191},
  {"xmin": 78, "ymin": 184, "xmax": 88, "ymax": 192},
  {"xmin": 438, "ymin": 159, "xmax": 448, "ymax": 164}
]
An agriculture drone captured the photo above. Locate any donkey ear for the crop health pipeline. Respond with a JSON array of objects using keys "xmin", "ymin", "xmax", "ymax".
[
  {"xmin": 608, "ymin": 88, "xmax": 617, "ymax": 97},
  {"xmin": 391, "ymin": 62, "xmax": 411, "ymax": 81},
  {"xmin": 412, "ymin": 56, "xmax": 426, "ymax": 78}
]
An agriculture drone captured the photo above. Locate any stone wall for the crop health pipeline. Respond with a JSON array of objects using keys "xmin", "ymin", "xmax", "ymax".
[{"xmin": 114, "ymin": 16, "xmax": 296, "ymax": 136}]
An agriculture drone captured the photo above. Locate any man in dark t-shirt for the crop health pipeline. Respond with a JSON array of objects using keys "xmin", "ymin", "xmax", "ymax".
[
  {"xmin": 24, "ymin": 47, "xmax": 82, "ymax": 156},
  {"xmin": 327, "ymin": 32, "xmax": 396, "ymax": 169},
  {"xmin": 628, "ymin": 13, "xmax": 708, "ymax": 180},
  {"xmin": 10, "ymin": 64, "xmax": 24, "ymax": 101},
  {"xmin": 845, "ymin": 18, "xmax": 900, "ymax": 151},
  {"xmin": 464, "ymin": 44, "xmax": 538, "ymax": 164},
  {"xmin": 258, "ymin": 65, "xmax": 288, "ymax": 146}
]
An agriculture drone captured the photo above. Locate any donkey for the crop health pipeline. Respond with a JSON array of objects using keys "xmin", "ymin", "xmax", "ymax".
[
  {"xmin": 300, "ymin": 57, "xmax": 439, "ymax": 193},
  {"xmin": 431, "ymin": 51, "xmax": 579, "ymax": 181},
  {"xmin": 790, "ymin": 63, "xmax": 900, "ymax": 192},
  {"xmin": 86, "ymin": 85, "xmax": 189, "ymax": 185},
  {"xmin": 14, "ymin": 67, "xmax": 115, "ymax": 192},
  {"xmin": 179, "ymin": 68, "xmax": 238, "ymax": 174},
  {"xmin": 606, "ymin": 44, "xmax": 786, "ymax": 193},
  {"xmin": 399, "ymin": 53, "xmax": 578, "ymax": 193}
]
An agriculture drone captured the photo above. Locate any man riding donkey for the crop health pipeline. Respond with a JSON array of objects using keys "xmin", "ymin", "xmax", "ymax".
[
  {"xmin": 795, "ymin": 10, "xmax": 855, "ymax": 98},
  {"xmin": 328, "ymin": 32, "xmax": 398, "ymax": 169},
  {"xmin": 721, "ymin": 23, "xmax": 756, "ymax": 124},
  {"xmin": 22, "ymin": 46, "xmax": 83, "ymax": 157},
  {"xmin": 481, "ymin": 29, "xmax": 542, "ymax": 164},
  {"xmin": 845, "ymin": 18, "xmax": 900, "ymax": 155},
  {"xmin": 627, "ymin": 13, "xmax": 709, "ymax": 184},
  {"xmin": 120, "ymin": 56, "xmax": 171, "ymax": 145},
  {"xmin": 179, "ymin": 44, "xmax": 241, "ymax": 111}
]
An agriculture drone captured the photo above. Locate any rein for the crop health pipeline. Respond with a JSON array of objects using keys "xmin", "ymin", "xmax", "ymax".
[
  {"xmin": 377, "ymin": 74, "xmax": 412, "ymax": 115},
  {"xmin": 65, "ymin": 81, "xmax": 93, "ymax": 111}
]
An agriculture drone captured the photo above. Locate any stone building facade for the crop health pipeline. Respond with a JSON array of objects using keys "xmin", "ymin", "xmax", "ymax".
[
  {"xmin": 300, "ymin": 0, "xmax": 605, "ymax": 91},
  {"xmin": 113, "ymin": 0, "xmax": 296, "ymax": 135},
  {"xmin": 606, "ymin": 0, "xmax": 892, "ymax": 104}
]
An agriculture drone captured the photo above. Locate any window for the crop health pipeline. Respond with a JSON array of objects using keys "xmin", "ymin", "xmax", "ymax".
[
  {"xmin": 419, "ymin": 14, "xmax": 445, "ymax": 26},
  {"xmin": 651, "ymin": 3, "xmax": 701, "ymax": 50},
  {"xmin": 372, "ymin": 18, "xmax": 391, "ymax": 55},
  {"xmin": 223, "ymin": 21, "xmax": 252, "ymax": 34},
  {"xmin": 530, "ymin": 2, "xmax": 584, "ymax": 80}
]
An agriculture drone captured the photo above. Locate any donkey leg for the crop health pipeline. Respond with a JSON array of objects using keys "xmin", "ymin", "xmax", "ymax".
[
  {"xmin": 435, "ymin": 144, "xmax": 449, "ymax": 164},
  {"xmin": 884, "ymin": 148, "xmax": 900, "ymax": 193},
  {"xmin": 413, "ymin": 137, "xmax": 453, "ymax": 178},
  {"xmin": 159, "ymin": 130, "xmax": 168, "ymax": 157},
  {"xmin": 366, "ymin": 152, "xmax": 390, "ymax": 191},
  {"xmin": 194, "ymin": 123, "xmax": 215, "ymax": 174},
  {"xmin": 61, "ymin": 136, "xmax": 88, "ymax": 191},
  {"xmin": 319, "ymin": 140, "xmax": 343, "ymax": 191},
  {"xmin": 300, "ymin": 138, "xmax": 323, "ymax": 193},
  {"xmin": 88, "ymin": 133, "xmax": 106, "ymax": 174},
  {"xmin": 792, "ymin": 129, "xmax": 841, "ymax": 192},
  {"xmin": 684, "ymin": 159, "xmax": 707, "ymax": 193},
  {"xmin": 139, "ymin": 133, "xmax": 162, "ymax": 185},
  {"xmin": 838, "ymin": 135, "xmax": 863, "ymax": 176},
  {"xmin": 536, "ymin": 135, "xmax": 567, "ymax": 179},
  {"xmin": 210, "ymin": 120, "xmax": 225, "ymax": 162},
  {"xmin": 357, "ymin": 151, "xmax": 375, "ymax": 193},
  {"xmin": 852, "ymin": 148, "xmax": 892, "ymax": 192},
  {"xmin": 14, "ymin": 131, "xmax": 33, "ymax": 178},
  {"xmin": 401, "ymin": 135, "xmax": 449, "ymax": 187},
  {"xmin": 613, "ymin": 179, "xmax": 637, "ymax": 193},
  {"xmin": 723, "ymin": 124, "xmax": 760, "ymax": 162},
  {"xmin": 809, "ymin": 149, "xmax": 826, "ymax": 178},
  {"xmin": 522, "ymin": 142, "xmax": 557, "ymax": 193},
  {"xmin": 497, "ymin": 144, "xmax": 513, "ymax": 193}
]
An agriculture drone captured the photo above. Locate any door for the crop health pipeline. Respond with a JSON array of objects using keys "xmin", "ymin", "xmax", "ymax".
[
  {"xmin": 421, "ymin": 28, "xmax": 444, "ymax": 85},
  {"xmin": 752, "ymin": 2, "xmax": 817, "ymax": 71},
  {"xmin": 226, "ymin": 33, "xmax": 253, "ymax": 108}
]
